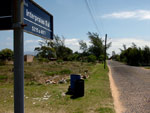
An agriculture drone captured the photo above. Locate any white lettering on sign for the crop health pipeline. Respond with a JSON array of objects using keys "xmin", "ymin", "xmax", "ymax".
[
  {"xmin": 32, "ymin": 26, "xmax": 46, "ymax": 35},
  {"xmin": 26, "ymin": 9, "xmax": 50, "ymax": 28}
]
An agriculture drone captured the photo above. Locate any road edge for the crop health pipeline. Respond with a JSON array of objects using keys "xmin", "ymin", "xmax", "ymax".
[{"xmin": 108, "ymin": 64, "xmax": 125, "ymax": 113}]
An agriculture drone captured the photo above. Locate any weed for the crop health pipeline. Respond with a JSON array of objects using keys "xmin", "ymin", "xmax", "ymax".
[
  {"xmin": 45, "ymin": 71, "xmax": 58, "ymax": 76},
  {"xmin": 0, "ymin": 75, "xmax": 7, "ymax": 80},
  {"xmin": 59, "ymin": 69, "xmax": 72, "ymax": 74},
  {"xmin": 24, "ymin": 73, "xmax": 33, "ymax": 79}
]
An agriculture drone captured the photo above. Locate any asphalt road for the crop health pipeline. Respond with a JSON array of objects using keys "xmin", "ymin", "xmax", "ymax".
[{"xmin": 107, "ymin": 60, "xmax": 150, "ymax": 113}]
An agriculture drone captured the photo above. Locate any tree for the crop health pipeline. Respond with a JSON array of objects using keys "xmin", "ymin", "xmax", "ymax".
[
  {"xmin": 35, "ymin": 40, "xmax": 56, "ymax": 60},
  {"xmin": 0, "ymin": 48, "xmax": 13, "ymax": 61},
  {"xmin": 79, "ymin": 40, "xmax": 88, "ymax": 52},
  {"xmin": 35, "ymin": 35, "xmax": 73, "ymax": 61},
  {"xmin": 118, "ymin": 43, "xmax": 150, "ymax": 66},
  {"xmin": 88, "ymin": 32, "xmax": 104, "ymax": 59}
]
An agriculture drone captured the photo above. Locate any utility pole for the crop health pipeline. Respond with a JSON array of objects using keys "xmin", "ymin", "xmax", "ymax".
[
  {"xmin": 104, "ymin": 34, "xmax": 107, "ymax": 69},
  {"xmin": 13, "ymin": 0, "xmax": 24, "ymax": 113}
]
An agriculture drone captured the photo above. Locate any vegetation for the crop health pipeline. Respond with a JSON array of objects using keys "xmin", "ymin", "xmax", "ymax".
[
  {"xmin": 34, "ymin": 32, "xmax": 111, "ymax": 62},
  {"xmin": 0, "ymin": 61, "xmax": 115, "ymax": 113},
  {"xmin": 79, "ymin": 32, "xmax": 111, "ymax": 62},
  {"xmin": 0, "ymin": 48, "xmax": 13, "ymax": 65},
  {"xmin": 0, "ymin": 32, "xmax": 114, "ymax": 112},
  {"xmin": 35, "ymin": 35, "xmax": 73, "ymax": 61},
  {"xmin": 111, "ymin": 43, "xmax": 150, "ymax": 66}
]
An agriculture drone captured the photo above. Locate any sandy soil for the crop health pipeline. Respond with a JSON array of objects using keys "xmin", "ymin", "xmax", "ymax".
[{"xmin": 108, "ymin": 65, "xmax": 125, "ymax": 113}]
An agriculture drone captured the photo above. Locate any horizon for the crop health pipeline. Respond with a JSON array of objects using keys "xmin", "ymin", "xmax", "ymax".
[{"xmin": 1, "ymin": 0, "xmax": 150, "ymax": 56}]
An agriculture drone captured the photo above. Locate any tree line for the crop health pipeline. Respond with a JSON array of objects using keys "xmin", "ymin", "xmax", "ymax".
[
  {"xmin": 111, "ymin": 43, "xmax": 150, "ymax": 66},
  {"xmin": 0, "ymin": 32, "xmax": 111, "ymax": 64},
  {"xmin": 34, "ymin": 32, "xmax": 111, "ymax": 62}
]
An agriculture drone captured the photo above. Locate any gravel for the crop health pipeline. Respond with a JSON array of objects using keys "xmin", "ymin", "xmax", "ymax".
[{"xmin": 107, "ymin": 60, "xmax": 150, "ymax": 113}]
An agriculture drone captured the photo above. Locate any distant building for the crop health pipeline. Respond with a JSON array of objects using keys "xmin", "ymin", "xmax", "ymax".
[{"xmin": 24, "ymin": 55, "xmax": 34, "ymax": 62}]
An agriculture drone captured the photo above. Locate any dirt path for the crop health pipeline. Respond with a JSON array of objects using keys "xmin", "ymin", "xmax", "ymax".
[
  {"xmin": 107, "ymin": 60, "xmax": 150, "ymax": 113},
  {"xmin": 108, "ymin": 65, "xmax": 125, "ymax": 113}
]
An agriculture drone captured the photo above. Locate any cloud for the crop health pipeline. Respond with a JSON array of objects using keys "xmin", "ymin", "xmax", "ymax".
[
  {"xmin": 102, "ymin": 10, "xmax": 150, "ymax": 20},
  {"xmin": 65, "ymin": 38, "xmax": 80, "ymax": 52},
  {"xmin": 65, "ymin": 38, "xmax": 91, "ymax": 52},
  {"xmin": 108, "ymin": 38, "xmax": 150, "ymax": 55}
]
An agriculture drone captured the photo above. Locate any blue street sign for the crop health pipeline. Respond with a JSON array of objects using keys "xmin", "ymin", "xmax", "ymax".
[
  {"xmin": 24, "ymin": 0, "xmax": 53, "ymax": 39},
  {"xmin": 0, "ymin": 0, "xmax": 13, "ymax": 30}
]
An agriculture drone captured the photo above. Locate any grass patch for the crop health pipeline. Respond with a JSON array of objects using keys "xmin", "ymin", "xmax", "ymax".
[
  {"xmin": 97, "ymin": 107, "xmax": 114, "ymax": 113},
  {"xmin": 59, "ymin": 69, "xmax": 72, "ymax": 74},
  {"xmin": 144, "ymin": 67, "xmax": 150, "ymax": 69},
  {"xmin": 0, "ymin": 75, "xmax": 7, "ymax": 80},
  {"xmin": 45, "ymin": 69, "xmax": 72, "ymax": 76},
  {"xmin": 0, "ymin": 62, "xmax": 115, "ymax": 113},
  {"xmin": 45, "ymin": 71, "xmax": 58, "ymax": 76},
  {"xmin": 0, "ymin": 75, "xmax": 8, "ymax": 82}
]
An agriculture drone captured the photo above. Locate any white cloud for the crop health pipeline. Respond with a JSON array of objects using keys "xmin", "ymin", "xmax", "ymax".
[
  {"xmin": 65, "ymin": 38, "xmax": 80, "ymax": 52},
  {"xmin": 108, "ymin": 38, "xmax": 150, "ymax": 56},
  {"xmin": 65, "ymin": 38, "xmax": 91, "ymax": 52},
  {"xmin": 102, "ymin": 10, "xmax": 150, "ymax": 20}
]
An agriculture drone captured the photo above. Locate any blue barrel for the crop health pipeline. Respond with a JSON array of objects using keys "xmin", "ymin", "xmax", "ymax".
[{"xmin": 70, "ymin": 74, "xmax": 81, "ymax": 90}]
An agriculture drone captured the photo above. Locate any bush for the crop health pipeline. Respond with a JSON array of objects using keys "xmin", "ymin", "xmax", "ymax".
[
  {"xmin": 38, "ymin": 58, "xmax": 49, "ymax": 62},
  {"xmin": 0, "ymin": 48, "xmax": 13, "ymax": 61},
  {"xmin": 57, "ymin": 59, "xmax": 63, "ymax": 63},
  {"xmin": 87, "ymin": 55, "xmax": 97, "ymax": 62}
]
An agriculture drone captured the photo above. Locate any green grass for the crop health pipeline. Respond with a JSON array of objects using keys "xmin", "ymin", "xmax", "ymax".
[
  {"xmin": 45, "ymin": 69, "xmax": 72, "ymax": 76},
  {"xmin": 144, "ymin": 67, "xmax": 150, "ymax": 69},
  {"xmin": 0, "ymin": 62, "xmax": 115, "ymax": 113}
]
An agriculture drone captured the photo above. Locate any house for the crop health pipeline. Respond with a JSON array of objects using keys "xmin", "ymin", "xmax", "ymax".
[{"xmin": 24, "ymin": 55, "xmax": 34, "ymax": 62}]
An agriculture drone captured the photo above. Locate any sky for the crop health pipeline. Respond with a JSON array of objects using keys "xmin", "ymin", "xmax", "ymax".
[{"xmin": 0, "ymin": 0, "xmax": 150, "ymax": 56}]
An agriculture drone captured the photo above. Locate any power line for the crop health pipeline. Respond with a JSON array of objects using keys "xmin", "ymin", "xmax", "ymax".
[
  {"xmin": 89, "ymin": 0, "xmax": 105, "ymax": 35},
  {"xmin": 84, "ymin": 0, "xmax": 102, "ymax": 37}
]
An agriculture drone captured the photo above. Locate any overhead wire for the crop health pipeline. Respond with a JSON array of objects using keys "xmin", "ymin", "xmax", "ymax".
[
  {"xmin": 89, "ymin": 0, "xmax": 105, "ymax": 36},
  {"xmin": 84, "ymin": 0, "xmax": 103, "ymax": 37}
]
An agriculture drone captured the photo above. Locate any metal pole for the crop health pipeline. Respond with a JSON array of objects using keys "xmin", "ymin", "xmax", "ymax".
[
  {"xmin": 104, "ymin": 34, "xmax": 107, "ymax": 69},
  {"xmin": 13, "ymin": 0, "xmax": 24, "ymax": 113}
]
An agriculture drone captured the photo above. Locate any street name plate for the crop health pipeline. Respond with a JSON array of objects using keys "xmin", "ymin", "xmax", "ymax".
[{"xmin": 24, "ymin": 0, "xmax": 53, "ymax": 39}]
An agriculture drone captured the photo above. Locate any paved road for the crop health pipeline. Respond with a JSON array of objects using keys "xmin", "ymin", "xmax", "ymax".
[{"xmin": 107, "ymin": 60, "xmax": 150, "ymax": 113}]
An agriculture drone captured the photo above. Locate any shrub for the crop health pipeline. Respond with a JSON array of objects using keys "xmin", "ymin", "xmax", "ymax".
[
  {"xmin": 0, "ymin": 48, "xmax": 13, "ymax": 61},
  {"xmin": 57, "ymin": 59, "xmax": 63, "ymax": 63},
  {"xmin": 38, "ymin": 58, "xmax": 49, "ymax": 62},
  {"xmin": 87, "ymin": 55, "xmax": 97, "ymax": 62}
]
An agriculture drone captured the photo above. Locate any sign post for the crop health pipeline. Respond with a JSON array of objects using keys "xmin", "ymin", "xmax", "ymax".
[
  {"xmin": 0, "ymin": 0, "xmax": 53, "ymax": 113},
  {"xmin": 13, "ymin": 0, "xmax": 24, "ymax": 113}
]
